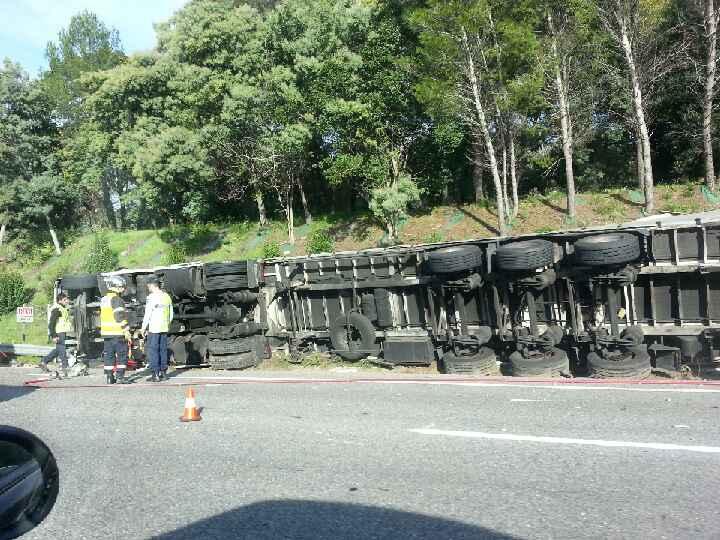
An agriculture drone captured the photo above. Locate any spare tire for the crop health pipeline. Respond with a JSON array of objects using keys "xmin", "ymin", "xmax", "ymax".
[
  {"xmin": 442, "ymin": 347, "xmax": 498, "ymax": 375},
  {"xmin": 61, "ymin": 274, "xmax": 98, "ymax": 291},
  {"xmin": 205, "ymin": 261, "xmax": 248, "ymax": 276},
  {"xmin": 208, "ymin": 337, "xmax": 255, "ymax": 355},
  {"xmin": 206, "ymin": 274, "xmax": 248, "ymax": 291},
  {"xmin": 496, "ymin": 239, "xmax": 554, "ymax": 271},
  {"xmin": 427, "ymin": 245, "xmax": 482, "ymax": 274},
  {"xmin": 329, "ymin": 312, "xmax": 377, "ymax": 361},
  {"xmin": 209, "ymin": 351, "xmax": 258, "ymax": 370},
  {"xmin": 509, "ymin": 348, "xmax": 570, "ymax": 377},
  {"xmin": 574, "ymin": 233, "xmax": 641, "ymax": 267}
]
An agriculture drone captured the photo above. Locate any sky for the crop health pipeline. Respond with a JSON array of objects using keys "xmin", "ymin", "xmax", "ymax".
[{"xmin": 2, "ymin": 0, "xmax": 189, "ymax": 76}]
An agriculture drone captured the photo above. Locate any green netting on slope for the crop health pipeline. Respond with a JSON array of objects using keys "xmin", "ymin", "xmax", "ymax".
[{"xmin": 702, "ymin": 186, "xmax": 720, "ymax": 205}]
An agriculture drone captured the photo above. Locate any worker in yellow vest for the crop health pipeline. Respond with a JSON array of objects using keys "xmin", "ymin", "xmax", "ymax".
[
  {"xmin": 40, "ymin": 292, "xmax": 72, "ymax": 377},
  {"xmin": 141, "ymin": 277, "xmax": 173, "ymax": 382},
  {"xmin": 100, "ymin": 276, "xmax": 132, "ymax": 384}
]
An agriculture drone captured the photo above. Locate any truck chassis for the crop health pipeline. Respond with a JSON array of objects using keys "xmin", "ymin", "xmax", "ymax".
[{"xmin": 57, "ymin": 211, "xmax": 720, "ymax": 379}]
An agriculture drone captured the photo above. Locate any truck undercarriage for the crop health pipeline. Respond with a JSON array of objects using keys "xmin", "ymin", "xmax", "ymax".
[{"xmin": 57, "ymin": 211, "xmax": 720, "ymax": 379}]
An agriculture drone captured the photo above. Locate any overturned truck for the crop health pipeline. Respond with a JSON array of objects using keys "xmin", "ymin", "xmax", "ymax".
[{"xmin": 57, "ymin": 211, "xmax": 720, "ymax": 379}]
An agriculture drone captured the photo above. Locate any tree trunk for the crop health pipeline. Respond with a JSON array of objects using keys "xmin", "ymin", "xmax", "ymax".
[
  {"xmin": 501, "ymin": 138, "xmax": 509, "ymax": 217},
  {"xmin": 509, "ymin": 133, "xmax": 519, "ymax": 219},
  {"xmin": 619, "ymin": 15, "xmax": 654, "ymax": 213},
  {"xmin": 101, "ymin": 173, "xmax": 117, "ymax": 229},
  {"xmin": 45, "ymin": 215, "xmax": 61, "ymax": 255},
  {"xmin": 461, "ymin": 27, "xmax": 508, "ymax": 235},
  {"xmin": 255, "ymin": 190, "xmax": 268, "ymax": 227},
  {"xmin": 549, "ymin": 13, "xmax": 577, "ymax": 220},
  {"xmin": 704, "ymin": 0, "xmax": 718, "ymax": 191},
  {"xmin": 297, "ymin": 178, "xmax": 312, "ymax": 224},
  {"xmin": 636, "ymin": 135, "xmax": 645, "ymax": 196},
  {"xmin": 0, "ymin": 224, "xmax": 5, "ymax": 247},
  {"xmin": 472, "ymin": 137, "xmax": 485, "ymax": 202},
  {"xmin": 286, "ymin": 187, "xmax": 295, "ymax": 245}
]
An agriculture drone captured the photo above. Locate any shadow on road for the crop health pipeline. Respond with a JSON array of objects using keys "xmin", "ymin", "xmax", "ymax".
[
  {"xmin": 154, "ymin": 499, "xmax": 519, "ymax": 540},
  {"xmin": 0, "ymin": 384, "xmax": 37, "ymax": 403}
]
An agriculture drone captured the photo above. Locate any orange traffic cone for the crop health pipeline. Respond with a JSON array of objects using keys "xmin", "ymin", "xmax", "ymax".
[{"xmin": 179, "ymin": 387, "xmax": 202, "ymax": 422}]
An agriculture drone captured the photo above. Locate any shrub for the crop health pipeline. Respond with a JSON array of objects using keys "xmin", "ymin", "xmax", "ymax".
[
  {"xmin": 262, "ymin": 241, "xmax": 281, "ymax": 259},
  {"xmin": 369, "ymin": 175, "xmax": 422, "ymax": 242},
  {"xmin": 164, "ymin": 243, "xmax": 187, "ymax": 265},
  {"xmin": 306, "ymin": 229, "xmax": 334, "ymax": 254},
  {"xmin": 423, "ymin": 231, "xmax": 444, "ymax": 244},
  {"xmin": 84, "ymin": 232, "xmax": 118, "ymax": 273},
  {"xmin": 0, "ymin": 272, "xmax": 31, "ymax": 314}
]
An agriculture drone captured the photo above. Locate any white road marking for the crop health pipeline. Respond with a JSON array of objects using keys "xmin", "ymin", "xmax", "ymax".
[
  {"xmin": 410, "ymin": 428, "xmax": 720, "ymax": 454},
  {"xmin": 510, "ymin": 398, "xmax": 546, "ymax": 402}
]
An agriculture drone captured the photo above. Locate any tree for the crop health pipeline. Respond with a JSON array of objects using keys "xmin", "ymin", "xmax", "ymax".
[
  {"xmin": 597, "ymin": 0, "xmax": 684, "ymax": 213},
  {"xmin": 44, "ymin": 10, "xmax": 125, "ymax": 126},
  {"xmin": 0, "ymin": 60, "xmax": 67, "ymax": 248},
  {"xmin": 544, "ymin": 1, "xmax": 600, "ymax": 219},
  {"xmin": 702, "ymin": 0, "xmax": 718, "ymax": 191}
]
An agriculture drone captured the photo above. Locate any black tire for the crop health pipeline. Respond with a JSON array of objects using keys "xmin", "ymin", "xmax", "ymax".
[
  {"xmin": 61, "ymin": 274, "xmax": 98, "ymax": 291},
  {"xmin": 169, "ymin": 336, "xmax": 189, "ymax": 366},
  {"xmin": 206, "ymin": 274, "xmax": 248, "ymax": 291},
  {"xmin": 329, "ymin": 312, "xmax": 377, "ymax": 361},
  {"xmin": 208, "ymin": 337, "xmax": 255, "ymax": 355},
  {"xmin": 206, "ymin": 322, "xmax": 259, "ymax": 339},
  {"xmin": 574, "ymin": 233, "xmax": 641, "ymax": 267},
  {"xmin": 159, "ymin": 268, "xmax": 196, "ymax": 297},
  {"xmin": 509, "ymin": 348, "xmax": 570, "ymax": 377},
  {"xmin": 209, "ymin": 352, "xmax": 258, "ymax": 370},
  {"xmin": 442, "ymin": 347, "xmax": 498, "ymax": 375},
  {"xmin": 205, "ymin": 261, "xmax": 248, "ymax": 277},
  {"xmin": 496, "ymin": 239, "xmax": 554, "ymax": 271},
  {"xmin": 587, "ymin": 349, "xmax": 651, "ymax": 379},
  {"xmin": 427, "ymin": 245, "xmax": 482, "ymax": 274}
]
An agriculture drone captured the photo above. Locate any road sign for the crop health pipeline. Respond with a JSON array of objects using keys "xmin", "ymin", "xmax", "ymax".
[{"xmin": 16, "ymin": 306, "xmax": 33, "ymax": 323}]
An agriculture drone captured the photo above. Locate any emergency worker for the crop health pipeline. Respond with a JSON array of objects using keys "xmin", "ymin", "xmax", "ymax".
[
  {"xmin": 100, "ymin": 276, "xmax": 131, "ymax": 384},
  {"xmin": 40, "ymin": 292, "xmax": 72, "ymax": 377},
  {"xmin": 141, "ymin": 277, "xmax": 173, "ymax": 382}
]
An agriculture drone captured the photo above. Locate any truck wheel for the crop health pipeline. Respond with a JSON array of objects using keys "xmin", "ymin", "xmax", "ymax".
[
  {"xmin": 509, "ymin": 348, "xmax": 570, "ymax": 377},
  {"xmin": 427, "ymin": 245, "xmax": 482, "ymax": 274},
  {"xmin": 587, "ymin": 349, "xmax": 651, "ymax": 379},
  {"xmin": 205, "ymin": 261, "xmax": 248, "ymax": 276},
  {"xmin": 329, "ymin": 312, "xmax": 377, "ymax": 361},
  {"xmin": 61, "ymin": 274, "xmax": 98, "ymax": 291},
  {"xmin": 205, "ymin": 274, "xmax": 249, "ymax": 291},
  {"xmin": 208, "ymin": 337, "xmax": 255, "ymax": 355},
  {"xmin": 496, "ymin": 239, "xmax": 554, "ymax": 271},
  {"xmin": 208, "ymin": 352, "xmax": 258, "ymax": 370},
  {"xmin": 574, "ymin": 233, "xmax": 641, "ymax": 267},
  {"xmin": 441, "ymin": 347, "xmax": 498, "ymax": 375}
]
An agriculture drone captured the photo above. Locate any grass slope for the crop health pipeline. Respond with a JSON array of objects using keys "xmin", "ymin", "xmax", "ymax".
[{"xmin": 0, "ymin": 183, "xmax": 716, "ymax": 345}]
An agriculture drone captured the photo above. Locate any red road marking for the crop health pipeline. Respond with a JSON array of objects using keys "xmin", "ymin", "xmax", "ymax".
[{"xmin": 22, "ymin": 375, "xmax": 720, "ymax": 390}]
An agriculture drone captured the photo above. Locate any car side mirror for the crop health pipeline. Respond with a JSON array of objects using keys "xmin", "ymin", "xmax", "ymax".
[{"xmin": 0, "ymin": 427, "xmax": 59, "ymax": 539}]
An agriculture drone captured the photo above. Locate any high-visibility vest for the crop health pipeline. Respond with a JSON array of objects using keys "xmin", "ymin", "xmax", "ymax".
[
  {"xmin": 147, "ymin": 291, "xmax": 173, "ymax": 333},
  {"xmin": 54, "ymin": 304, "xmax": 72, "ymax": 334},
  {"xmin": 100, "ymin": 292, "xmax": 125, "ymax": 336}
]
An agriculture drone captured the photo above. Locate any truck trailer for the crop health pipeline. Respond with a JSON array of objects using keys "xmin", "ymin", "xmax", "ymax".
[{"xmin": 55, "ymin": 210, "xmax": 720, "ymax": 379}]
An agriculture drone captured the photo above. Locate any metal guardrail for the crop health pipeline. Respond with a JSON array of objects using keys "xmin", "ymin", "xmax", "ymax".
[{"xmin": 0, "ymin": 344, "xmax": 54, "ymax": 356}]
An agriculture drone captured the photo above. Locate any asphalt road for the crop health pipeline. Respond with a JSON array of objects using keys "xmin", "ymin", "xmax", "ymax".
[{"xmin": 2, "ymin": 367, "xmax": 720, "ymax": 539}]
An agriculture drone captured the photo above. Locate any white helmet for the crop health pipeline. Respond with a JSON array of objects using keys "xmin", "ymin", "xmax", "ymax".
[{"xmin": 105, "ymin": 276, "xmax": 127, "ymax": 292}]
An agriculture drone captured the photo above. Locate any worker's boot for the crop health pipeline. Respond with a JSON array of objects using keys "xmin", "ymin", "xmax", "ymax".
[
  {"xmin": 116, "ymin": 370, "xmax": 129, "ymax": 384},
  {"xmin": 159, "ymin": 370, "xmax": 168, "ymax": 382},
  {"xmin": 106, "ymin": 371, "xmax": 116, "ymax": 385},
  {"xmin": 39, "ymin": 362, "xmax": 49, "ymax": 373},
  {"xmin": 147, "ymin": 372, "xmax": 159, "ymax": 383}
]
